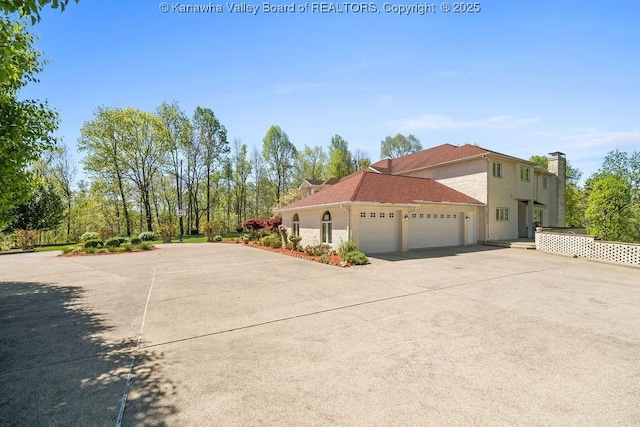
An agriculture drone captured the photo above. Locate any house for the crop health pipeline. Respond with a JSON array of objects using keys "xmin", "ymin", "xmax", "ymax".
[{"xmin": 278, "ymin": 143, "xmax": 566, "ymax": 254}]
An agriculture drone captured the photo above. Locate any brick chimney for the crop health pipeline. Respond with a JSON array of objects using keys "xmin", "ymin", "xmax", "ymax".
[{"xmin": 547, "ymin": 152, "xmax": 566, "ymax": 227}]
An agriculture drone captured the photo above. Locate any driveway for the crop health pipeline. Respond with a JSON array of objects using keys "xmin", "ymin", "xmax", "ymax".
[{"xmin": 1, "ymin": 244, "xmax": 639, "ymax": 426}]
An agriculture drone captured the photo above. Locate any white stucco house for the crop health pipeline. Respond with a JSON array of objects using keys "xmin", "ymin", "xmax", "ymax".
[{"xmin": 278, "ymin": 143, "xmax": 567, "ymax": 254}]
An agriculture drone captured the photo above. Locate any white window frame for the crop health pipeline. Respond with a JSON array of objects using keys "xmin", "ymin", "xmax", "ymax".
[
  {"xmin": 493, "ymin": 162, "xmax": 502, "ymax": 178},
  {"xmin": 496, "ymin": 207, "xmax": 509, "ymax": 221},
  {"xmin": 292, "ymin": 213, "xmax": 300, "ymax": 237},
  {"xmin": 321, "ymin": 211, "xmax": 332, "ymax": 244}
]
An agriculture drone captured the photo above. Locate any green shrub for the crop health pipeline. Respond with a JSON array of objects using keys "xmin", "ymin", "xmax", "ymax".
[
  {"xmin": 106, "ymin": 245, "xmax": 119, "ymax": 252},
  {"xmin": 236, "ymin": 226, "xmax": 244, "ymax": 233},
  {"xmin": 159, "ymin": 224, "xmax": 174, "ymax": 243},
  {"xmin": 62, "ymin": 245, "xmax": 77, "ymax": 254},
  {"xmin": 337, "ymin": 239, "xmax": 358, "ymax": 258},
  {"xmin": 85, "ymin": 247, "xmax": 96, "ymax": 254},
  {"xmin": 204, "ymin": 221, "xmax": 218, "ymax": 242},
  {"xmin": 84, "ymin": 239, "xmax": 103, "ymax": 249},
  {"xmin": 343, "ymin": 250, "xmax": 369, "ymax": 265},
  {"xmin": 115, "ymin": 236, "xmax": 129, "ymax": 244},
  {"xmin": 139, "ymin": 231, "xmax": 157, "ymax": 242},
  {"xmin": 318, "ymin": 254, "xmax": 330, "ymax": 264},
  {"xmin": 138, "ymin": 242, "xmax": 153, "ymax": 250},
  {"xmin": 304, "ymin": 243, "xmax": 331, "ymax": 257},
  {"xmin": 260, "ymin": 233, "xmax": 281, "ymax": 248},
  {"xmin": 213, "ymin": 235, "xmax": 223, "ymax": 242},
  {"xmin": 122, "ymin": 243, "xmax": 133, "ymax": 251},
  {"xmin": 130, "ymin": 237, "xmax": 142, "ymax": 245},
  {"xmin": 104, "ymin": 238, "xmax": 121, "ymax": 248},
  {"xmin": 80, "ymin": 232, "xmax": 99, "ymax": 242}
]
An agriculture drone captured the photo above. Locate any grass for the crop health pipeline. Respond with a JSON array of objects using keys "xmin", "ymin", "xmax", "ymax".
[{"xmin": 36, "ymin": 244, "xmax": 73, "ymax": 252}]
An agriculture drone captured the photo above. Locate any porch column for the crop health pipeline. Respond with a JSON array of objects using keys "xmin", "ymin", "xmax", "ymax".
[{"xmin": 527, "ymin": 200, "xmax": 534, "ymax": 238}]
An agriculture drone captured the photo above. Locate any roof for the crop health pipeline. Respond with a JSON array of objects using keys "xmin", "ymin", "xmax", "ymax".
[
  {"xmin": 280, "ymin": 170, "xmax": 483, "ymax": 210},
  {"xmin": 300, "ymin": 177, "xmax": 342, "ymax": 187},
  {"xmin": 370, "ymin": 143, "xmax": 535, "ymax": 175}
]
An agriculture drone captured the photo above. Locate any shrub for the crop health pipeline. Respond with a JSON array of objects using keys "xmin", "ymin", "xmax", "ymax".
[
  {"xmin": 260, "ymin": 233, "xmax": 281, "ymax": 248},
  {"xmin": 106, "ymin": 245, "xmax": 119, "ymax": 252},
  {"xmin": 204, "ymin": 221, "xmax": 218, "ymax": 242},
  {"xmin": 304, "ymin": 243, "xmax": 331, "ymax": 257},
  {"xmin": 159, "ymin": 224, "xmax": 174, "ymax": 243},
  {"xmin": 139, "ymin": 231, "xmax": 157, "ymax": 242},
  {"xmin": 343, "ymin": 250, "xmax": 369, "ymax": 265},
  {"xmin": 242, "ymin": 217, "xmax": 266, "ymax": 232},
  {"xmin": 236, "ymin": 226, "xmax": 244, "ymax": 233},
  {"xmin": 13, "ymin": 229, "xmax": 38, "ymax": 250},
  {"xmin": 122, "ymin": 243, "xmax": 133, "ymax": 251},
  {"xmin": 62, "ymin": 245, "xmax": 76, "ymax": 254},
  {"xmin": 318, "ymin": 254, "xmax": 330, "ymax": 264},
  {"xmin": 85, "ymin": 247, "xmax": 96, "ymax": 254},
  {"xmin": 337, "ymin": 239, "xmax": 358, "ymax": 258},
  {"xmin": 213, "ymin": 234, "xmax": 223, "ymax": 242},
  {"xmin": 138, "ymin": 242, "xmax": 153, "ymax": 250},
  {"xmin": 130, "ymin": 237, "xmax": 142, "ymax": 245},
  {"xmin": 84, "ymin": 239, "xmax": 103, "ymax": 249},
  {"xmin": 115, "ymin": 236, "xmax": 129, "ymax": 244},
  {"xmin": 104, "ymin": 238, "xmax": 121, "ymax": 248},
  {"xmin": 265, "ymin": 216, "xmax": 282, "ymax": 232},
  {"xmin": 98, "ymin": 226, "xmax": 114, "ymax": 242},
  {"xmin": 288, "ymin": 235, "xmax": 303, "ymax": 251},
  {"xmin": 80, "ymin": 231, "xmax": 99, "ymax": 242}
]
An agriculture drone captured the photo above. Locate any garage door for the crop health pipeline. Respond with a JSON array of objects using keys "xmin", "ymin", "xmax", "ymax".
[
  {"xmin": 408, "ymin": 212, "xmax": 462, "ymax": 249},
  {"xmin": 358, "ymin": 210, "xmax": 401, "ymax": 253}
]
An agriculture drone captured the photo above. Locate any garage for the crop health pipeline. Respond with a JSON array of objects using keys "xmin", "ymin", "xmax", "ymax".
[
  {"xmin": 408, "ymin": 211, "xmax": 463, "ymax": 249},
  {"xmin": 358, "ymin": 209, "xmax": 402, "ymax": 253}
]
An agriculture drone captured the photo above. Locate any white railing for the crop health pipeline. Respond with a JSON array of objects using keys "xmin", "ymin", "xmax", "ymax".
[{"xmin": 535, "ymin": 231, "xmax": 640, "ymax": 267}]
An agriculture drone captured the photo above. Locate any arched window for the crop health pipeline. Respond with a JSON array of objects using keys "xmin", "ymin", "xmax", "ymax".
[
  {"xmin": 292, "ymin": 213, "xmax": 300, "ymax": 237},
  {"xmin": 321, "ymin": 211, "xmax": 332, "ymax": 244}
]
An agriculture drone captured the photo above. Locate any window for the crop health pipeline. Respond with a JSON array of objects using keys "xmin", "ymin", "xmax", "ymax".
[
  {"xmin": 496, "ymin": 208, "xmax": 509, "ymax": 221},
  {"xmin": 446, "ymin": 214, "xmax": 451, "ymax": 218},
  {"xmin": 493, "ymin": 162, "xmax": 502, "ymax": 178},
  {"xmin": 543, "ymin": 177, "xmax": 548, "ymax": 189},
  {"xmin": 389, "ymin": 213, "xmax": 394, "ymax": 218},
  {"xmin": 360, "ymin": 212, "xmax": 366, "ymax": 218},
  {"xmin": 453, "ymin": 214, "xmax": 457, "ymax": 219},
  {"xmin": 370, "ymin": 212, "xmax": 376, "ymax": 218},
  {"xmin": 520, "ymin": 166, "xmax": 530, "ymax": 181},
  {"xmin": 411, "ymin": 213, "xmax": 417, "ymax": 218},
  {"xmin": 533, "ymin": 210, "xmax": 543, "ymax": 227},
  {"xmin": 292, "ymin": 213, "xmax": 300, "ymax": 237},
  {"xmin": 380, "ymin": 213, "xmax": 385, "ymax": 218},
  {"xmin": 321, "ymin": 211, "xmax": 332, "ymax": 244},
  {"xmin": 420, "ymin": 214, "xmax": 424, "ymax": 218},
  {"xmin": 440, "ymin": 214, "xmax": 445, "ymax": 218}
]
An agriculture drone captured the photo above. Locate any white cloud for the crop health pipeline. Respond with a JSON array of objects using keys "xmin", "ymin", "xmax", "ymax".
[{"xmin": 389, "ymin": 113, "xmax": 540, "ymax": 132}]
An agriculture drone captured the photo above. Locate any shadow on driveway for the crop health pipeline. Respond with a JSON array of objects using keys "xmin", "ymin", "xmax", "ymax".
[
  {"xmin": 0, "ymin": 281, "xmax": 176, "ymax": 426},
  {"xmin": 368, "ymin": 244, "xmax": 504, "ymax": 262}
]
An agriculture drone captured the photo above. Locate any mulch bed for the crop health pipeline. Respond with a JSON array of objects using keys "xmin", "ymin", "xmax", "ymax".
[{"xmin": 230, "ymin": 241, "xmax": 348, "ymax": 267}]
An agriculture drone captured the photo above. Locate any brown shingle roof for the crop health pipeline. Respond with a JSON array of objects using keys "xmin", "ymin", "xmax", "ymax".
[
  {"xmin": 280, "ymin": 171, "xmax": 482, "ymax": 210},
  {"xmin": 370, "ymin": 143, "xmax": 490, "ymax": 174}
]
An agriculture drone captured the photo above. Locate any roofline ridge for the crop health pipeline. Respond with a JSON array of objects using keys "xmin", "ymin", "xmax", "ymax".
[{"xmin": 350, "ymin": 170, "xmax": 369, "ymax": 202}]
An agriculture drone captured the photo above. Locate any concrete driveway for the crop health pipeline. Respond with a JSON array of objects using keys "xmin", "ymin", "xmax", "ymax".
[{"xmin": 1, "ymin": 244, "xmax": 639, "ymax": 426}]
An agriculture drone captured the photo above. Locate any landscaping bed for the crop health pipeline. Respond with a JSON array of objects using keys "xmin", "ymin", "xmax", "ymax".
[{"xmin": 234, "ymin": 241, "xmax": 348, "ymax": 267}]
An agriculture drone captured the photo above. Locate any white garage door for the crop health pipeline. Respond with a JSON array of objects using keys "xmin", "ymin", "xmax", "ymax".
[
  {"xmin": 408, "ymin": 212, "xmax": 462, "ymax": 249},
  {"xmin": 358, "ymin": 210, "xmax": 401, "ymax": 253}
]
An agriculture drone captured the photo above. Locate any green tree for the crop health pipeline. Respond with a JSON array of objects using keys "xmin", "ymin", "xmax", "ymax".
[
  {"xmin": 0, "ymin": 18, "xmax": 59, "ymax": 225},
  {"xmin": 295, "ymin": 145, "xmax": 327, "ymax": 184},
  {"xmin": 262, "ymin": 125, "xmax": 297, "ymax": 203},
  {"xmin": 193, "ymin": 106, "xmax": 228, "ymax": 223},
  {"xmin": 0, "ymin": 0, "xmax": 78, "ymax": 24},
  {"xmin": 380, "ymin": 134, "xmax": 422, "ymax": 158},
  {"xmin": 327, "ymin": 135, "xmax": 352, "ymax": 178},
  {"xmin": 585, "ymin": 174, "xmax": 634, "ymax": 242},
  {"xmin": 4, "ymin": 180, "xmax": 64, "ymax": 231},
  {"xmin": 351, "ymin": 147, "xmax": 371, "ymax": 171},
  {"xmin": 79, "ymin": 107, "xmax": 133, "ymax": 236}
]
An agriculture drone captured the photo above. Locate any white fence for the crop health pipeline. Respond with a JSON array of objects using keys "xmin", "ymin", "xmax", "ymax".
[{"xmin": 535, "ymin": 231, "xmax": 640, "ymax": 267}]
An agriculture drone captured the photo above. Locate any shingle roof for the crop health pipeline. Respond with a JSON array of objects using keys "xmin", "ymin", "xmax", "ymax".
[
  {"xmin": 370, "ymin": 143, "xmax": 490, "ymax": 174},
  {"xmin": 280, "ymin": 170, "xmax": 482, "ymax": 210}
]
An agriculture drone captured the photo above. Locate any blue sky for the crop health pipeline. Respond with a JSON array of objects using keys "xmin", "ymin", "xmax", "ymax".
[{"xmin": 20, "ymin": 0, "xmax": 640, "ymax": 184}]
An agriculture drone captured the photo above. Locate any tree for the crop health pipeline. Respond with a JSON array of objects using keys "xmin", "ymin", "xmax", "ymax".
[
  {"xmin": 79, "ymin": 107, "xmax": 133, "ymax": 236},
  {"xmin": 585, "ymin": 175, "xmax": 634, "ymax": 242},
  {"xmin": 157, "ymin": 101, "xmax": 192, "ymax": 236},
  {"xmin": 262, "ymin": 125, "xmax": 297, "ymax": 204},
  {"xmin": 232, "ymin": 139, "xmax": 251, "ymax": 227},
  {"xmin": 4, "ymin": 180, "xmax": 64, "ymax": 231},
  {"xmin": 295, "ymin": 145, "xmax": 327, "ymax": 184},
  {"xmin": 50, "ymin": 144, "xmax": 76, "ymax": 241},
  {"xmin": 380, "ymin": 134, "xmax": 422, "ymax": 158},
  {"xmin": 0, "ymin": 18, "xmax": 59, "ymax": 226},
  {"xmin": 193, "ymin": 106, "xmax": 228, "ymax": 223},
  {"xmin": 327, "ymin": 135, "xmax": 352, "ymax": 178},
  {"xmin": 351, "ymin": 147, "xmax": 371, "ymax": 171},
  {"xmin": 0, "ymin": 0, "xmax": 78, "ymax": 24}
]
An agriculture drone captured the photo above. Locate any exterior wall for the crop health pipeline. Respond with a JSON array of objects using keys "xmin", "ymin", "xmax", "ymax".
[
  {"xmin": 486, "ymin": 157, "xmax": 519, "ymax": 240},
  {"xmin": 282, "ymin": 207, "xmax": 349, "ymax": 249},
  {"xmin": 536, "ymin": 231, "xmax": 640, "ymax": 267},
  {"xmin": 406, "ymin": 205, "xmax": 484, "ymax": 249},
  {"xmin": 403, "ymin": 158, "xmax": 488, "ymax": 204}
]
